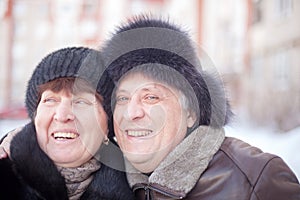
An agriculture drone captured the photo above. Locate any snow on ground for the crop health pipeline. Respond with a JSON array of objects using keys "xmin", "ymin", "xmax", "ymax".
[{"xmin": 1, "ymin": 119, "xmax": 299, "ymax": 180}]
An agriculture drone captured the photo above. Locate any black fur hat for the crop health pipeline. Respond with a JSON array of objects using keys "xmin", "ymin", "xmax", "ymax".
[
  {"xmin": 26, "ymin": 47, "xmax": 109, "ymax": 119},
  {"xmin": 102, "ymin": 16, "xmax": 232, "ymax": 128}
]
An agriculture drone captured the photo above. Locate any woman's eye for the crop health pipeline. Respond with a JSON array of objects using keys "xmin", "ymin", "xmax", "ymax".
[{"xmin": 42, "ymin": 98, "xmax": 57, "ymax": 104}]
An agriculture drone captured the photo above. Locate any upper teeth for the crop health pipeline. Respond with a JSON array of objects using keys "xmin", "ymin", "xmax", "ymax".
[
  {"xmin": 53, "ymin": 132, "xmax": 78, "ymax": 139},
  {"xmin": 127, "ymin": 131, "xmax": 151, "ymax": 137}
]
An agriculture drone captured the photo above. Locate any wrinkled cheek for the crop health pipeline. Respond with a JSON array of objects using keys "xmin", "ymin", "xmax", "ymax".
[
  {"xmin": 35, "ymin": 116, "xmax": 49, "ymax": 140},
  {"xmin": 115, "ymin": 129, "xmax": 126, "ymax": 150},
  {"xmin": 82, "ymin": 132, "xmax": 104, "ymax": 156},
  {"xmin": 113, "ymin": 107, "xmax": 125, "ymax": 132},
  {"xmin": 110, "ymin": 113, "xmax": 124, "ymax": 149},
  {"xmin": 149, "ymin": 105, "xmax": 165, "ymax": 131},
  {"xmin": 35, "ymin": 130, "xmax": 49, "ymax": 154},
  {"xmin": 35, "ymin": 106, "xmax": 54, "ymax": 129}
]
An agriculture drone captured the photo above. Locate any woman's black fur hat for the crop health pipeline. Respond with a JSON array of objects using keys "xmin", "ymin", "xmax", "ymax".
[
  {"xmin": 25, "ymin": 47, "xmax": 110, "ymax": 119},
  {"xmin": 102, "ymin": 15, "xmax": 232, "ymax": 130}
]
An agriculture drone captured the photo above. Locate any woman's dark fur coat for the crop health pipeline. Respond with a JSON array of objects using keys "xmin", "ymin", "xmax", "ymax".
[{"xmin": 0, "ymin": 123, "xmax": 134, "ymax": 200}]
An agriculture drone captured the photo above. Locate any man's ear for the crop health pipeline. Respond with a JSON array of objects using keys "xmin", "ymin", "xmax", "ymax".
[{"xmin": 187, "ymin": 110, "xmax": 197, "ymax": 128}]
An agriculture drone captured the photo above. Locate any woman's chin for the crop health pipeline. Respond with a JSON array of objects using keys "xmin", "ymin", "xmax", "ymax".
[{"xmin": 50, "ymin": 153, "xmax": 89, "ymax": 168}]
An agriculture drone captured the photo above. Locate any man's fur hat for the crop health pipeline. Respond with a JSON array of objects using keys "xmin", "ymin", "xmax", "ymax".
[{"xmin": 102, "ymin": 15, "xmax": 232, "ymax": 130}]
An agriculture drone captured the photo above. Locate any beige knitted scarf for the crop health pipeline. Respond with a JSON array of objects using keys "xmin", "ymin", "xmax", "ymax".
[
  {"xmin": 126, "ymin": 126, "xmax": 225, "ymax": 196},
  {"xmin": 57, "ymin": 158, "xmax": 101, "ymax": 200}
]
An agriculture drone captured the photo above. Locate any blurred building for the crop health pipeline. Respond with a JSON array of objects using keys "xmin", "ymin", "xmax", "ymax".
[
  {"xmin": 0, "ymin": 0, "xmax": 105, "ymax": 118},
  {"xmin": 1, "ymin": 0, "xmax": 299, "ymax": 131},
  {"xmin": 0, "ymin": 0, "xmax": 201, "ymax": 119},
  {"xmin": 245, "ymin": 0, "xmax": 300, "ymax": 130},
  {"xmin": 201, "ymin": 0, "xmax": 247, "ymax": 115},
  {"xmin": 0, "ymin": 0, "xmax": 13, "ymax": 114},
  {"xmin": 201, "ymin": 0, "xmax": 300, "ymax": 131}
]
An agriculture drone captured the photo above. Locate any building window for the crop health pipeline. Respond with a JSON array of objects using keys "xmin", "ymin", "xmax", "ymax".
[
  {"xmin": 273, "ymin": 50, "xmax": 290, "ymax": 91},
  {"xmin": 252, "ymin": 0, "xmax": 262, "ymax": 24},
  {"xmin": 13, "ymin": 1, "xmax": 28, "ymax": 19},
  {"xmin": 250, "ymin": 55, "xmax": 263, "ymax": 84},
  {"xmin": 82, "ymin": 0, "xmax": 99, "ymax": 18},
  {"xmin": 38, "ymin": 2, "xmax": 50, "ymax": 19},
  {"xmin": 274, "ymin": 0, "xmax": 293, "ymax": 18},
  {"xmin": 0, "ymin": 0, "xmax": 9, "ymax": 18}
]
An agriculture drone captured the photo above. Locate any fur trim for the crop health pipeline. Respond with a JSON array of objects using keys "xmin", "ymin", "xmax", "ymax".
[
  {"xmin": 9, "ymin": 122, "xmax": 134, "ymax": 200},
  {"xmin": 102, "ymin": 16, "xmax": 232, "ymax": 128},
  {"xmin": 103, "ymin": 16, "xmax": 200, "ymax": 73},
  {"xmin": 115, "ymin": 15, "xmax": 183, "ymax": 33},
  {"xmin": 0, "ymin": 158, "xmax": 23, "ymax": 199},
  {"xmin": 11, "ymin": 122, "xmax": 69, "ymax": 199},
  {"xmin": 26, "ymin": 47, "xmax": 107, "ymax": 119},
  {"xmin": 126, "ymin": 126, "xmax": 225, "ymax": 195}
]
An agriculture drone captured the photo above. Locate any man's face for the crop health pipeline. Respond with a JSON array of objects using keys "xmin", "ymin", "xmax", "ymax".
[
  {"xmin": 113, "ymin": 73, "xmax": 195, "ymax": 173},
  {"xmin": 35, "ymin": 89, "xmax": 107, "ymax": 168}
]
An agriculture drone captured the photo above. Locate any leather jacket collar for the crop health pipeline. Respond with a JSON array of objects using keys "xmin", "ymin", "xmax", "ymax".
[{"xmin": 126, "ymin": 126, "xmax": 225, "ymax": 198}]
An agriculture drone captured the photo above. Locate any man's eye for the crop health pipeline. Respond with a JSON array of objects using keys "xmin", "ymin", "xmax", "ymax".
[
  {"xmin": 143, "ymin": 95, "xmax": 160, "ymax": 104},
  {"xmin": 73, "ymin": 99, "xmax": 92, "ymax": 105},
  {"xmin": 116, "ymin": 96, "xmax": 129, "ymax": 105}
]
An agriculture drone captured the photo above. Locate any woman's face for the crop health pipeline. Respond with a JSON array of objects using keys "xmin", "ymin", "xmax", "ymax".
[{"xmin": 35, "ymin": 89, "xmax": 107, "ymax": 168}]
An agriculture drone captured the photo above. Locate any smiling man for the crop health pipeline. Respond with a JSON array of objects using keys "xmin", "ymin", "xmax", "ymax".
[
  {"xmin": 113, "ymin": 66, "xmax": 197, "ymax": 173},
  {"xmin": 103, "ymin": 16, "xmax": 300, "ymax": 200}
]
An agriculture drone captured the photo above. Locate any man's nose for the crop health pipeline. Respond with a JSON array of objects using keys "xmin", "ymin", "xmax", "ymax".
[
  {"xmin": 54, "ymin": 101, "xmax": 75, "ymax": 122},
  {"xmin": 124, "ymin": 97, "xmax": 145, "ymax": 121}
]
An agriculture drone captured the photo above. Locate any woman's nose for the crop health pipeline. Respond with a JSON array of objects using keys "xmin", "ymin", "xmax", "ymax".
[
  {"xmin": 124, "ymin": 97, "xmax": 145, "ymax": 121},
  {"xmin": 54, "ymin": 101, "xmax": 75, "ymax": 122}
]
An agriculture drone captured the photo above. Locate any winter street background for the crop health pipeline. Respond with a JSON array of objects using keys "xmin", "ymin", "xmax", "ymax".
[
  {"xmin": 1, "ymin": 118, "xmax": 299, "ymax": 180},
  {"xmin": 0, "ymin": 0, "xmax": 299, "ymax": 186}
]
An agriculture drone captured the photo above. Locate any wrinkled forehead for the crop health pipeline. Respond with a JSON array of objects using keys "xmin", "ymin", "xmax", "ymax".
[
  {"xmin": 116, "ymin": 70, "xmax": 181, "ymax": 95},
  {"xmin": 116, "ymin": 63, "xmax": 189, "ymax": 92},
  {"xmin": 37, "ymin": 77, "xmax": 103, "ymax": 103}
]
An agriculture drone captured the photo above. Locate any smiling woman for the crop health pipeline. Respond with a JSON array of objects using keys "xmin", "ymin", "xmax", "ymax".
[
  {"xmin": 0, "ymin": 47, "xmax": 134, "ymax": 199},
  {"xmin": 34, "ymin": 77, "xmax": 107, "ymax": 168}
]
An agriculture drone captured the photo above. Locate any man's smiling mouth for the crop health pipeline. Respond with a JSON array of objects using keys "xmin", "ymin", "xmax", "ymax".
[
  {"xmin": 52, "ymin": 132, "xmax": 79, "ymax": 140},
  {"xmin": 126, "ymin": 130, "xmax": 152, "ymax": 137}
]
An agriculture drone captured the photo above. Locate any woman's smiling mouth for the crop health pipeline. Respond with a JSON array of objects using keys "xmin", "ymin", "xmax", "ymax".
[{"xmin": 52, "ymin": 132, "xmax": 79, "ymax": 140}]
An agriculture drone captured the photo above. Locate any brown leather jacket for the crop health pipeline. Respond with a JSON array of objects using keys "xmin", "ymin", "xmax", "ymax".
[{"xmin": 133, "ymin": 137, "xmax": 300, "ymax": 200}]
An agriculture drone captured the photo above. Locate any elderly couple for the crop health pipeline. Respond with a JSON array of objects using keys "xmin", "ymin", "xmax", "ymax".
[{"xmin": 0, "ymin": 16, "xmax": 299, "ymax": 200}]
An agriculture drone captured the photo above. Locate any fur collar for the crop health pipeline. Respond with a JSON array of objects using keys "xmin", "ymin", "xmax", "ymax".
[
  {"xmin": 11, "ymin": 123, "xmax": 68, "ymax": 199},
  {"xmin": 126, "ymin": 126, "xmax": 225, "ymax": 196},
  {"xmin": 10, "ymin": 122, "xmax": 134, "ymax": 200}
]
